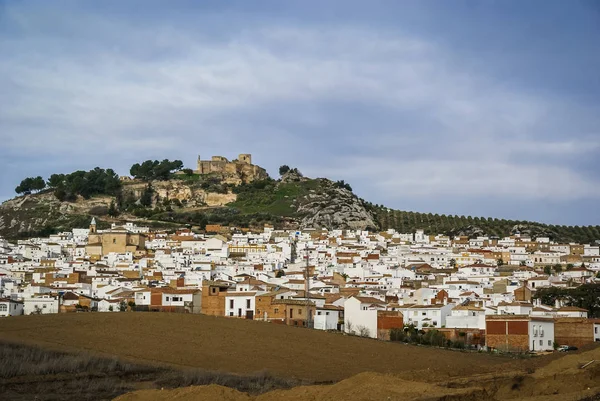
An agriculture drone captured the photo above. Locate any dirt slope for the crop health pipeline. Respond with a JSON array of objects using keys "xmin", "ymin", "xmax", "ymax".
[
  {"xmin": 115, "ymin": 347, "xmax": 600, "ymax": 401},
  {"xmin": 114, "ymin": 373, "xmax": 487, "ymax": 401}
]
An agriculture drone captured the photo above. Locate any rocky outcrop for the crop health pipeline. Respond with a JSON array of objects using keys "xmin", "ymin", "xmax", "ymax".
[
  {"xmin": 280, "ymin": 169, "xmax": 306, "ymax": 184},
  {"xmin": 122, "ymin": 180, "xmax": 236, "ymax": 207},
  {"xmin": 295, "ymin": 181, "xmax": 378, "ymax": 231}
]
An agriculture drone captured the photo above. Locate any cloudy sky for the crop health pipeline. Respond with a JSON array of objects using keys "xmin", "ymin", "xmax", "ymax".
[{"xmin": 1, "ymin": 0, "xmax": 599, "ymax": 225}]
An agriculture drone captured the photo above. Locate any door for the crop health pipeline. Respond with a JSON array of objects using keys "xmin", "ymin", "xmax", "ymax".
[
  {"xmin": 238, "ymin": 308, "xmax": 242, "ymax": 317},
  {"xmin": 246, "ymin": 310, "xmax": 254, "ymax": 320}
]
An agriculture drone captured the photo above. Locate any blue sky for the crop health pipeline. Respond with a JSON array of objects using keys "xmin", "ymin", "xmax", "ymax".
[{"xmin": 1, "ymin": 0, "xmax": 599, "ymax": 225}]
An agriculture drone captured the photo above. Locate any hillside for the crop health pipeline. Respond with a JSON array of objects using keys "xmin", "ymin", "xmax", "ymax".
[
  {"xmin": 2, "ymin": 166, "xmax": 600, "ymax": 243},
  {"xmin": 1, "ymin": 314, "xmax": 598, "ymax": 401},
  {"xmin": 0, "ymin": 313, "xmax": 506, "ymax": 381}
]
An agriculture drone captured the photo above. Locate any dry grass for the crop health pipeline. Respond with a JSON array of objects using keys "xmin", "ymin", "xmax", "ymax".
[{"xmin": 0, "ymin": 341, "xmax": 305, "ymax": 400}]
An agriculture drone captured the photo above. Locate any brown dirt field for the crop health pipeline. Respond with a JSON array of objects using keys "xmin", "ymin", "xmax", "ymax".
[
  {"xmin": 114, "ymin": 373, "xmax": 488, "ymax": 401},
  {"xmin": 0, "ymin": 313, "xmax": 513, "ymax": 382},
  {"xmin": 115, "ymin": 347, "xmax": 600, "ymax": 401}
]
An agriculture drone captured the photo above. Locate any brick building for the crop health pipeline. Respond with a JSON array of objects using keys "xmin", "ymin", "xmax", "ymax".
[
  {"xmin": 554, "ymin": 317, "xmax": 600, "ymax": 347},
  {"xmin": 200, "ymin": 281, "xmax": 231, "ymax": 316},
  {"xmin": 486, "ymin": 315, "xmax": 555, "ymax": 352}
]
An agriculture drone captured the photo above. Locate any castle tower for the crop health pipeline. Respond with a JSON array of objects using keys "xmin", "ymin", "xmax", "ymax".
[
  {"xmin": 197, "ymin": 155, "xmax": 202, "ymax": 173},
  {"xmin": 89, "ymin": 217, "xmax": 97, "ymax": 234},
  {"xmin": 238, "ymin": 154, "xmax": 252, "ymax": 164}
]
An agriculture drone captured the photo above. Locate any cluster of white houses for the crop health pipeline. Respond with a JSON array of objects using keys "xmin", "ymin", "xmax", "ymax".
[{"xmin": 1, "ymin": 222, "xmax": 599, "ymax": 352}]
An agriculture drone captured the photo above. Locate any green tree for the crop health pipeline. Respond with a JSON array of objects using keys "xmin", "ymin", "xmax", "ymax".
[
  {"xmin": 107, "ymin": 200, "xmax": 119, "ymax": 217},
  {"xmin": 15, "ymin": 176, "xmax": 45, "ymax": 194},
  {"xmin": 47, "ymin": 174, "xmax": 66, "ymax": 188},
  {"xmin": 278, "ymin": 165, "xmax": 290, "ymax": 176},
  {"xmin": 130, "ymin": 159, "xmax": 184, "ymax": 181},
  {"xmin": 140, "ymin": 184, "xmax": 154, "ymax": 207}
]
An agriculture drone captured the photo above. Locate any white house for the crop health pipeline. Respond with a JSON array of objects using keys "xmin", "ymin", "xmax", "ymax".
[
  {"xmin": 555, "ymin": 306, "xmax": 588, "ymax": 318},
  {"xmin": 445, "ymin": 304, "xmax": 486, "ymax": 330},
  {"xmin": 314, "ymin": 305, "xmax": 342, "ymax": 331},
  {"xmin": 344, "ymin": 296, "xmax": 382, "ymax": 339},
  {"xmin": 98, "ymin": 298, "xmax": 122, "ymax": 312},
  {"xmin": 0, "ymin": 298, "xmax": 23, "ymax": 317},
  {"xmin": 497, "ymin": 301, "xmax": 533, "ymax": 316},
  {"xmin": 530, "ymin": 318, "xmax": 555, "ymax": 352},
  {"xmin": 225, "ymin": 292, "xmax": 256, "ymax": 318},
  {"xmin": 400, "ymin": 303, "xmax": 455, "ymax": 329},
  {"xmin": 23, "ymin": 296, "xmax": 59, "ymax": 315}
]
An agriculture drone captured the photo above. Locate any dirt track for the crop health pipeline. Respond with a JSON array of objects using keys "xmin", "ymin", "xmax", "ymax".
[{"xmin": 0, "ymin": 313, "xmax": 511, "ymax": 382}]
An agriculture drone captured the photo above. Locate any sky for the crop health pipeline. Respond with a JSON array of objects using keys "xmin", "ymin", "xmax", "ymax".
[{"xmin": 1, "ymin": 0, "xmax": 599, "ymax": 226}]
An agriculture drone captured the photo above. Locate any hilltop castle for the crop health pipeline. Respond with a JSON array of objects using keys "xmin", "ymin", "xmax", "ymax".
[{"xmin": 194, "ymin": 154, "xmax": 268, "ymax": 184}]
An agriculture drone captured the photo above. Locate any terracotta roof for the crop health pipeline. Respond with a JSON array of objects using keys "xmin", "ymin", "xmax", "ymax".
[
  {"xmin": 557, "ymin": 306, "xmax": 588, "ymax": 312},
  {"xmin": 272, "ymin": 299, "xmax": 315, "ymax": 306}
]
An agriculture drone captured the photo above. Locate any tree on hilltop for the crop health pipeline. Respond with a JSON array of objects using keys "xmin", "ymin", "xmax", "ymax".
[
  {"xmin": 130, "ymin": 159, "xmax": 184, "ymax": 181},
  {"xmin": 279, "ymin": 165, "xmax": 290, "ymax": 176},
  {"xmin": 15, "ymin": 176, "xmax": 46, "ymax": 195}
]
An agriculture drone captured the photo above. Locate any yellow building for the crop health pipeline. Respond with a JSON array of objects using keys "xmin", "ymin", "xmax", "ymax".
[{"xmin": 86, "ymin": 218, "xmax": 146, "ymax": 257}]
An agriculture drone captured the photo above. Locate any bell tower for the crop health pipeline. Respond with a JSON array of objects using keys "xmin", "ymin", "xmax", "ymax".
[{"xmin": 89, "ymin": 217, "xmax": 97, "ymax": 234}]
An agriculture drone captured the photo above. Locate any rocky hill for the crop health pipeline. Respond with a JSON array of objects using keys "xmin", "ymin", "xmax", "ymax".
[
  {"xmin": 1, "ymin": 166, "xmax": 600, "ymax": 243},
  {"xmin": 0, "ymin": 170, "xmax": 378, "ymax": 239}
]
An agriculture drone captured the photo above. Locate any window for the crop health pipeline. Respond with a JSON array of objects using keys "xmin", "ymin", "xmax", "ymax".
[
  {"xmin": 539, "ymin": 340, "xmax": 542, "ymax": 346},
  {"xmin": 0, "ymin": 304, "xmax": 7, "ymax": 312},
  {"xmin": 317, "ymin": 311, "xmax": 322, "ymax": 316},
  {"xmin": 229, "ymin": 300, "xmax": 234, "ymax": 309},
  {"xmin": 211, "ymin": 288, "xmax": 216, "ymax": 295},
  {"xmin": 326, "ymin": 312, "xmax": 330, "ymax": 316},
  {"xmin": 257, "ymin": 309, "xmax": 261, "ymax": 314},
  {"xmin": 229, "ymin": 312, "xmax": 233, "ymax": 316},
  {"xmin": 166, "ymin": 297, "xmax": 170, "ymax": 301},
  {"xmin": 43, "ymin": 304, "xmax": 47, "ymax": 308},
  {"xmin": 422, "ymin": 312, "xmax": 426, "ymax": 316},
  {"xmin": 274, "ymin": 308, "xmax": 279, "ymax": 314},
  {"xmin": 246, "ymin": 299, "xmax": 251, "ymax": 309},
  {"xmin": 548, "ymin": 340, "xmax": 552, "ymax": 346},
  {"xmin": 113, "ymin": 238, "xmax": 116, "ymax": 244},
  {"xmin": 298, "ymin": 309, "xmax": 302, "ymax": 315}
]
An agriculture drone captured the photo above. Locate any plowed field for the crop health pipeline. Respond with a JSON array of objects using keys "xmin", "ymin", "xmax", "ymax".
[{"xmin": 0, "ymin": 313, "xmax": 508, "ymax": 381}]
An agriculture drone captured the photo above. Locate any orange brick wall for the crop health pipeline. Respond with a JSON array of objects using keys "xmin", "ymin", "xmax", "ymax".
[
  {"xmin": 487, "ymin": 334, "xmax": 529, "ymax": 352},
  {"xmin": 377, "ymin": 315, "xmax": 404, "ymax": 330},
  {"xmin": 555, "ymin": 319, "xmax": 593, "ymax": 347},
  {"xmin": 486, "ymin": 319, "xmax": 530, "ymax": 352},
  {"xmin": 255, "ymin": 296, "xmax": 286, "ymax": 322},
  {"xmin": 201, "ymin": 286, "xmax": 227, "ymax": 316}
]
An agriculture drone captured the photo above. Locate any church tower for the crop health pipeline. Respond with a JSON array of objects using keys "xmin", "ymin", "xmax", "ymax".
[{"xmin": 89, "ymin": 217, "xmax": 97, "ymax": 234}]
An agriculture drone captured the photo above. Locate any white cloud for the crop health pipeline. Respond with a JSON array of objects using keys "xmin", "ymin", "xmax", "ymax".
[
  {"xmin": 309, "ymin": 157, "xmax": 600, "ymax": 201},
  {"xmin": 0, "ymin": 7, "xmax": 599, "ymax": 209}
]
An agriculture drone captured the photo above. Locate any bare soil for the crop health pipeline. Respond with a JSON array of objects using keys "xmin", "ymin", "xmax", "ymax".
[
  {"xmin": 1, "ymin": 313, "xmax": 599, "ymax": 401},
  {"xmin": 0, "ymin": 313, "xmax": 510, "ymax": 381}
]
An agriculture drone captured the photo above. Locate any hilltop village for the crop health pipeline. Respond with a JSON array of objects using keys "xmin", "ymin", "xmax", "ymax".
[{"xmin": 1, "ymin": 220, "xmax": 599, "ymax": 353}]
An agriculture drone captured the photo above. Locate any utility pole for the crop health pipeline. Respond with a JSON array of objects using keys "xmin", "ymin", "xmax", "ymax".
[{"xmin": 305, "ymin": 246, "xmax": 311, "ymax": 329}]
